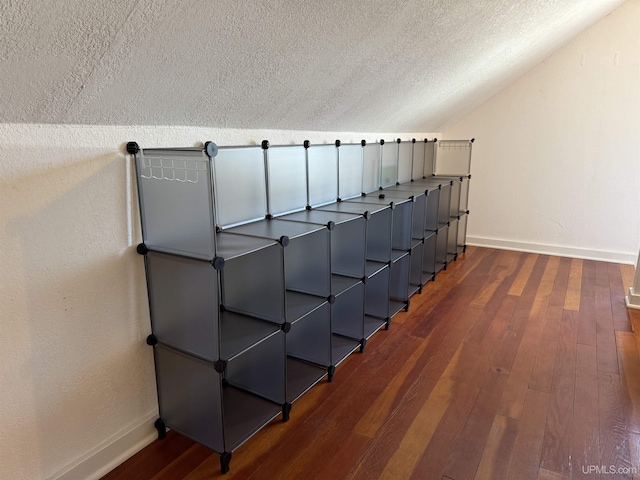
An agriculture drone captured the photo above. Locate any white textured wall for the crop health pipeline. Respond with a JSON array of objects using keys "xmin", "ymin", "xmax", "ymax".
[
  {"xmin": 0, "ymin": 124, "xmax": 438, "ymax": 480},
  {"xmin": 444, "ymin": 0, "xmax": 640, "ymax": 264}
]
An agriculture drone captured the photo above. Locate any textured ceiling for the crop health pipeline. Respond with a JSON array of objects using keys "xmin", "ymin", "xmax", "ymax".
[{"xmin": 0, "ymin": 0, "xmax": 626, "ymax": 132}]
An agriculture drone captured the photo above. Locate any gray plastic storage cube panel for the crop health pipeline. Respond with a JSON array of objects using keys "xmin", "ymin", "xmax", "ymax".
[
  {"xmin": 338, "ymin": 144, "xmax": 364, "ymax": 200},
  {"xmin": 383, "ymin": 183, "xmax": 440, "ymax": 234},
  {"xmin": 457, "ymin": 213, "xmax": 468, "ymax": 252},
  {"xmin": 267, "ymin": 145, "xmax": 307, "ymax": 216},
  {"xmin": 214, "ymin": 145, "xmax": 267, "ymax": 228},
  {"xmin": 448, "ymin": 178, "xmax": 462, "ymax": 219},
  {"xmin": 362, "ymin": 142, "xmax": 381, "ymax": 194},
  {"xmin": 346, "ymin": 196, "xmax": 412, "ymax": 252},
  {"xmin": 390, "ymin": 251, "xmax": 410, "ymax": 302},
  {"xmin": 279, "ymin": 210, "xmax": 365, "ymax": 279},
  {"xmin": 423, "ymin": 140, "xmax": 436, "ymax": 176},
  {"xmin": 307, "ymin": 144, "xmax": 338, "ymax": 207},
  {"xmin": 365, "ymin": 264, "xmax": 390, "ymax": 319},
  {"xmin": 409, "ymin": 241, "xmax": 424, "ymax": 293},
  {"xmin": 381, "ymin": 191, "xmax": 426, "ymax": 241},
  {"xmin": 397, "ymin": 141, "xmax": 413, "ymax": 184},
  {"xmin": 411, "ymin": 140, "xmax": 426, "ymax": 180},
  {"xmin": 146, "ymin": 251, "xmax": 219, "ymax": 361},
  {"xmin": 448, "ymin": 218, "xmax": 459, "ymax": 262},
  {"xmin": 380, "ymin": 141, "xmax": 398, "ymax": 188},
  {"xmin": 331, "ymin": 276, "xmax": 364, "ymax": 340},
  {"xmin": 222, "ymin": 318, "xmax": 285, "ymax": 404},
  {"xmin": 317, "ymin": 202, "xmax": 392, "ymax": 263},
  {"xmin": 216, "ymin": 232, "xmax": 285, "ymax": 323},
  {"xmin": 224, "ymin": 219, "xmax": 330, "ymax": 298},
  {"xmin": 423, "ymin": 232, "xmax": 437, "ymax": 278},
  {"xmin": 154, "ymin": 344, "xmax": 224, "ymax": 452},
  {"xmin": 287, "ymin": 301, "xmax": 331, "ymax": 367},
  {"xmin": 436, "ymin": 225, "xmax": 449, "ymax": 271},
  {"xmin": 460, "ymin": 176, "xmax": 470, "ymax": 214},
  {"xmin": 136, "ymin": 149, "xmax": 215, "ymax": 259},
  {"xmin": 434, "ymin": 140, "xmax": 472, "ymax": 176}
]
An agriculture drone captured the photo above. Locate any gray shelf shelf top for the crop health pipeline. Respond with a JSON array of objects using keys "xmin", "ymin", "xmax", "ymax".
[
  {"xmin": 346, "ymin": 195, "xmax": 413, "ymax": 208},
  {"xmin": 224, "ymin": 218, "xmax": 328, "ymax": 240},
  {"xmin": 286, "ymin": 357, "xmax": 327, "ymax": 403},
  {"xmin": 363, "ymin": 315, "xmax": 387, "ymax": 339},
  {"xmin": 392, "ymin": 249, "xmax": 410, "ymax": 263},
  {"xmin": 388, "ymin": 300, "xmax": 407, "ymax": 318},
  {"xmin": 220, "ymin": 312, "xmax": 282, "ymax": 361},
  {"xmin": 412, "ymin": 238, "xmax": 423, "ymax": 249},
  {"xmin": 282, "ymin": 209, "xmax": 362, "ymax": 227},
  {"xmin": 331, "ymin": 334, "xmax": 361, "ymax": 367},
  {"xmin": 365, "ymin": 260, "xmax": 388, "ymax": 278},
  {"xmin": 331, "ymin": 274, "xmax": 362, "ymax": 296},
  {"xmin": 317, "ymin": 201, "xmax": 390, "ymax": 217},
  {"xmin": 286, "ymin": 291, "xmax": 327, "ymax": 324},
  {"xmin": 385, "ymin": 183, "xmax": 440, "ymax": 195},
  {"xmin": 216, "ymin": 232, "xmax": 278, "ymax": 260}
]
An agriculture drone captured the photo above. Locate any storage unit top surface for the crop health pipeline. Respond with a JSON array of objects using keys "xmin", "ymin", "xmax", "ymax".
[
  {"xmin": 317, "ymin": 201, "xmax": 390, "ymax": 216},
  {"xmin": 283, "ymin": 210, "xmax": 363, "ymax": 226},
  {"xmin": 225, "ymin": 218, "xmax": 328, "ymax": 240},
  {"xmin": 216, "ymin": 232, "xmax": 279, "ymax": 260}
]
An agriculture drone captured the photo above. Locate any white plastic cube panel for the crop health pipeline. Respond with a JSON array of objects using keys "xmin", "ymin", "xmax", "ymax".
[
  {"xmin": 397, "ymin": 142, "xmax": 413, "ymax": 184},
  {"xmin": 267, "ymin": 145, "xmax": 307, "ymax": 216},
  {"xmin": 434, "ymin": 140, "xmax": 472, "ymax": 176},
  {"xmin": 411, "ymin": 141, "xmax": 426, "ymax": 180},
  {"xmin": 136, "ymin": 150, "xmax": 215, "ymax": 259},
  {"xmin": 308, "ymin": 144, "xmax": 338, "ymax": 207},
  {"xmin": 380, "ymin": 142, "xmax": 399, "ymax": 188},
  {"xmin": 362, "ymin": 143, "xmax": 381, "ymax": 194},
  {"xmin": 424, "ymin": 141, "xmax": 436, "ymax": 176},
  {"xmin": 214, "ymin": 146, "xmax": 267, "ymax": 228},
  {"xmin": 338, "ymin": 144, "xmax": 363, "ymax": 199}
]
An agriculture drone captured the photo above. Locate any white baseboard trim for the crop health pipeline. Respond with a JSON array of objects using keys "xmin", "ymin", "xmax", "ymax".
[
  {"xmin": 466, "ymin": 236, "xmax": 637, "ymax": 265},
  {"xmin": 48, "ymin": 411, "xmax": 158, "ymax": 480}
]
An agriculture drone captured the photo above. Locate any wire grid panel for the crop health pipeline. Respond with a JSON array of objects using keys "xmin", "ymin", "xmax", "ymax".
[
  {"xmin": 213, "ymin": 146, "xmax": 267, "ymax": 228},
  {"xmin": 423, "ymin": 141, "xmax": 436, "ymax": 176},
  {"xmin": 267, "ymin": 145, "xmax": 307, "ymax": 216},
  {"xmin": 397, "ymin": 141, "xmax": 413, "ymax": 184},
  {"xmin": 308, "ymin": 144, "xmax": 338, "ymax": 207},
  {"xmin": 434, "ymin": 140, "xmax": 472, "ymax": 176},
  {"xmin": 411, "ymin": 141, "xmax": 426, "ymax": 180},
  {"xmin": 338, "ymin": 144, "xmax": 363, "ymax": 199},
  {"xmin": 362, "ymin": 142, "xmax": 381, "ymax": 194},
  {"xmin": 136, "ymin": 149, "xmax": 216, "ymax": 259},
  {"xmin": 380, "ymin": 142, "xmax": 399, "ymax": 188}
]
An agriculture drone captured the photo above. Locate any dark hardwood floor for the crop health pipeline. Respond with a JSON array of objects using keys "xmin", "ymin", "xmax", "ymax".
[{"xmin": 102, "ymin": 247, "xmax": 640, "ymax": 480}]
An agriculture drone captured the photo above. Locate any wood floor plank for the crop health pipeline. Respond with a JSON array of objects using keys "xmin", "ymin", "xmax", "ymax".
[
  {"xmin": 498, "ymin": 257, "xmax": 560, "ymax": 419},
  {"xmin": 578, "ymin": 260, "xmax": 597, "ymax": 347},
  {"xmin": 474, "ymin": 414, "xmax": 520, "ymax": 480},
  {"xmin": 571, "ymin": 344, "xmax": 601, "ymax": 480},
  {"xmin": 508, "ymin": 253, "xmax": 539, "ymax": 297},
  {"xmin": 506, "ymin": 388, "xmax": 551, "ymax": 480},
  {"xmin": 595, "ymin": 261, "xmax": 619, "ymax": 374},
  {"xmin": 616, "ymin": 331, "xmax": 640, "ymax": 434},
  {"xmin": 598, "ymin": 371, "xmax": 633, "ymax": 479},
  {"xmin": 471, "ymin": 250, "xmax": 522, "ymax": 307},
  {"xmin": 540, "ymin": 310, "xmax": 579, "ymax": 476},
  {"xmin": 538, "ymin": 468, "xmax": 569, "ymax": 480},
  {"xmin": 442, "ymin": 369, "xmax": 509, "ymax": 480},
  {"xmin": 608, "ymin": 262, "xmax": 633, "ymax": 332},
  {"xmin": 620, "ymin": 264, "xmax": 636, "ymax": 296},
  {"xmin": 564, "ymin": 258, "xmax": 583, "ymax": 311},
  {"xmin": 149, "ymin": 444, "xmax": 213, "ymax": 480}
]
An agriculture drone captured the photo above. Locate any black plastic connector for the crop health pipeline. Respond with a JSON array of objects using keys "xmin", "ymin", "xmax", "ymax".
[
  {"xmin": 389, "ymin": 201, "xmax": 395, "ymax": 210},
  {"xmin": 327, "ymin": 294, "xmax": 336, "ymax": 305},
  {"xmin": 126, "ymin": 142, "xmax": 140, "ymax": 155},
  {"xmin": 471, "ymin": 138, "xmax": 475, "ymax": 143},
  {"xmin": 220, "ymin": 304, "xmax": 227, "ymax": 312},
  {"xmin": 424, "ymin": 138, "xmax": 428, "ymax": 143},
  {"xmin": 279, "ymin": 235, "xmax": 289, "ymax": 247},
  {"xmin": 146, "ymin": 334, "xmax": 158, "ymax": 346},
  {"xmin": 214, "ymin": 360, "xmax": 227, "ymax": 373},
  {"xmin": 361, "ymin": 140, "xmax": 366, "ymax": 146},
  {"xmin": 211, "ymin": 256, "xmax": 225, "ymax": 270},
  {"xmin": 216, "ymin": 225, "xmax": 222, "ymax": 233},
  {"xmin": 335, "ymin": 140, "xmax": 341, "ymax": 147},
  {"xmin": 337, "ymin": 197, "xmax": 342, "ymax": 202},
  {"xmin": 266, "ymin": 214, "xmax": 273, "ymax": 220},
  {"xmin": 434, "ymin": 138, "xmax": 438, "ymax": 142},
  {"xmin": 261, "ymin": 140, "xmax": 270, "ymax": 150},
  {"xmin": 396, "ymin": 181, "xmax": 400, "ymax": 185},
  {"xmin": 363, "ymin": 211, "xmax": 371, "ymax": 220},
  {"xmin": 361, "ymin": 192, "xmax": 367, "ymax": 197},
  {"xmin": 327, "ymin": 221, "xmax": 335, "ymax": 231},
  {"xmin": 412, "ymin": 138, "xmax": 416, "ymax": 144},
  {"xmin": 154, "ymin": 418, "xmax": 167, "ymax": 440},
  {"xmin": 361, "ymin": 275, "xmax": 367, "ymax": 284},
  {"xmin": 281, "ymin": 322, "xmax": 291, "ymax": 333},
  {"xmin": 221, "ymin": 378, "xmax": 230, "ymax": 388},
  {"xmin": 380, "ymin": 139, "xmax": 385, "ymax": 145},
  {"xmin": 303, "ymin": 140, "xmax": 310, "ymax": 149},
  {"xmin": 204, "ymin": 141, "xmax": 218, "ymax": 158},
  {"xmin": 306, "ymin": 205, "xmax": 312, "ymax": 211},
  {"xmin": 136, "ymin": 243, "xmax": 149, "ymax": 255},
  {"xmin": 385, "ymin": 318, "xmax": 391, "ymax": 330},
  {"xmin": 396, "ymin": 138, "xmax": 401, "ymax": 144},
  {"xmin": 378, "ymin": 194, "xmax": 385, "ymax": 199},
  {"xmin": 466, "ymin": 210, "xmax": 470, "ymax": 215}
]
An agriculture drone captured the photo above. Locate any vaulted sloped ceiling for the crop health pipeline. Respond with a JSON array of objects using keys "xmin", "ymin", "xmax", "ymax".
[{"xmin": 0, "ymin": 0, "xmax": 626, "ymax": 132}]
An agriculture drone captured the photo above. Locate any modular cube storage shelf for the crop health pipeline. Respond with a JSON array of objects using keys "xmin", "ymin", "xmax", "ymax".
[{"xmin": 128, "ymin": 136, "xmax": 473, "ymax": 474}]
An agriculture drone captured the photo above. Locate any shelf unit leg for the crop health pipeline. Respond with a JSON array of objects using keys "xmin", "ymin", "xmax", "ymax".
[
  {"xmin": 282, "ymin": 402, "xmax": 292, "ymax": 422},
  {"xmin": 220, "ymin": 451, "xmax": 232, "ymax": 474},
  {"xmin": 327, "ymin": 365, "xmax": 336, "ymax": 382},
  {"xmin": 359, "ymin": 338, "xmax": 367, "ymax": 353},
  {"xmin": 154, "ymin": 418, "xmax": 167, "ymax": 440}
]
